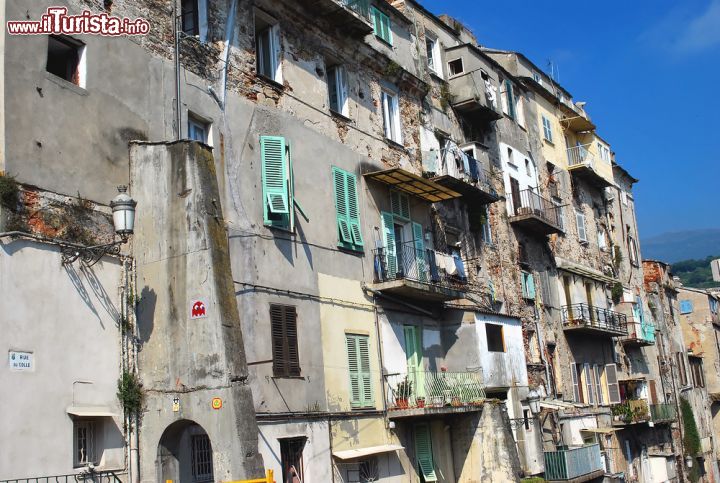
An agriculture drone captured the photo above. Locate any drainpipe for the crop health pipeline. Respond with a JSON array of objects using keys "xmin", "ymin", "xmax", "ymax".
[
  {"xmin": 218, "ymin": 0, "xmax": 238, "ymax": 108},
  {"xmin": 173, "ymin": 1, "xmax": 182, "ymax": 140}
]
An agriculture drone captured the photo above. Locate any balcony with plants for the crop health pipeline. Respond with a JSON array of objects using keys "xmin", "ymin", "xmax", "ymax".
[{"xmin": 384, "ymin": 370, "xmax": 485, "ymax": 418}]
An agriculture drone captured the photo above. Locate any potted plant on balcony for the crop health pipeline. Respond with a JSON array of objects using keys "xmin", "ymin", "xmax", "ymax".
[
  {"xmin": 416, "ymin": 397, "xmax": 426, "ymax": 408},
  {"xmin": 395, "ymin": 376, "xmax": 412, "ymax": 409}
]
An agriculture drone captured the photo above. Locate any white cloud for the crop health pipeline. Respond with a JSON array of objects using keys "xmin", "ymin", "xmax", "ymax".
[{"xmin": 674, "ymin": 0, "xmax": 720, "ymax": 52}]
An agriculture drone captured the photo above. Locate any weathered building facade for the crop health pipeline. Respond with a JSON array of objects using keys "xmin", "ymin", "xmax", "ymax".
[{"xmin": 2, "ymin": 0, "xmax": 718, "ymax": 482}]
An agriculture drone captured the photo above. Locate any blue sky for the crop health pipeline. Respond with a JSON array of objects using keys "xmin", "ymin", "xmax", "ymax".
[{"xmin": 421, "ymin": 0, "xmax": 720, "ymax": 238}]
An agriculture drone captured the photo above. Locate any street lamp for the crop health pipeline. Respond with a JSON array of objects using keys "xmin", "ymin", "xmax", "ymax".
[{"xmin": 61, "ymin": 186, "xmax": 136, "ymax": 266}]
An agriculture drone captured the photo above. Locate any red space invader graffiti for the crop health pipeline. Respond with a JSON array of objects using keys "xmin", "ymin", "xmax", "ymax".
[{"xmin": 190, "ymin": 300, "xmax": 207, "ymax": 319}]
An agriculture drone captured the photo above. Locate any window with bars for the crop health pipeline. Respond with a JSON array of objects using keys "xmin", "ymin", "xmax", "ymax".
[
  {"xmin": 73, "ymin": 420, "xmax": 97, "ymax": 467},
  {"xmin": 280, "ymin": 437, "xmax": 305, "ymax": 483},
  {"xmin": 270, "ymin": 304, "xmax": 300, "ymax": 377},
  {"xmin": 191, "ymin": 434, "xmax": 214, "ymax": 483}
]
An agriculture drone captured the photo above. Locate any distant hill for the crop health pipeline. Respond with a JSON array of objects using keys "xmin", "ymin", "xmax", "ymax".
[
  {"xmin": 642, "ymin": 229, "xmax": 720, "ymax": 263},
  {"xmin": 671, "ymin": 255, "xmax": 720, "ymax": 289}
]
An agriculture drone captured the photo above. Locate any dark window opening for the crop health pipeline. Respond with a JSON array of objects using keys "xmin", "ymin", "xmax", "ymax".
[
  {"xmin": 486, "ymin": 323, "xmax": 505, "ymax": 352},
  {"xmin": 181, "ymin": 0, "xmax": 199, "ymax": 36},
  {"xmin": 448, "ymin": 58, "xmax": 464, "ymax": 76},
  {"xmin": 270, "ymin": 304, "xmax": 300, "ymax": 377},
  {"xmin": 46, "ymin": 35, "xmax": 83, "ymax": 85},
  {"xmin": 280, "ymin": 437, "xmax": 305, "ymax": 483}
]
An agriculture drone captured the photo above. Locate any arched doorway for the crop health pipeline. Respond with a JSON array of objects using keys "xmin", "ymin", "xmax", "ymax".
[{"xmin": 157, "ymin": 420, "xmax": 214, "ymax": 483}]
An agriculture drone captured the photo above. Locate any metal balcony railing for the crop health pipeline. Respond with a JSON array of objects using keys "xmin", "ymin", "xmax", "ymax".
[
  {"xmin": 385, "ymin": 371, "xmax": 485, "ymax": 410},
  {"xmin": 0, "ymin": 471, "xmax": 123, "ymax": 483},
  {"xmin": 561, "ymin": 303, "xmax": 628, "ymax": 335},
  {"xmin": 567, "ymin": 144, "xmax": 596, "ymax": 169},
  {"xmin": 373, "ymin": 241, "xmax": 468, "ymax": 291},
  {"xmin": 507, "ymin": 189, "xmax": 563, "ymax": 229},
  {"xmin": 435, "ymin": 154, "xmax": 497, "ymax": 198},
  {"xmin": 651, "ymin": 403, "xmax": 677, "ymax": 422},
  {"xmin": 544, "ymin": 444, "xmax": 604, "ymax": 481},
  {"xmin": 341, "ymin": 0, "xmax": 370, "ymax": 19}
]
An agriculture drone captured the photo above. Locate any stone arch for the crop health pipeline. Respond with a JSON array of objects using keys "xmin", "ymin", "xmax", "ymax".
[{"xmin": 157, "ymin": 419, "xmax": 214, "ymax": 483}]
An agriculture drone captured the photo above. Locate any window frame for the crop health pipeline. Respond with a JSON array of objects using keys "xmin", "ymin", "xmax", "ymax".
[
  {"xmin": 255, "ymin": 14, "xmax": 282, "ymax": 84},
  {"xmin": 425, "ymin": 34, "xmax": 442, "ymax": 77},
  {"xmin": 327, "ymin": 64, "xmax": 349, "ymax": 117},
  {"xmin": 346, "ymin": 333, "xmax": 374, "ymax": 408},
  {"xmin": 188, "ymin": 115, "xmax": 210, "ymax": 144},
  {"xmin": 447, "ymin": 58, "xmax": 464, "ymax": 77},
  {"xmin": 280, "ymin": 437, "xmax": 306, "ymax": 483},
  {"xmin": 260, "ymin": 135, "xmax": 294, "ymax": 231},
  {"xmin": 332, "ymin": 166, "xmax": 364, "ymax": 252},
  {"xmin": 521, "ymin": 271, "xmax": 536, "ymax": 300},
  {"xmin": 485, "ymin": 323, "xmax": 505, "ymax": 353},
  {"xmin": 575, "ymin": 210, "xmax": 588, "ymax": 243},
  {"xmin": 541, "ymin": 115, "xmax": 553, "ymax": 143},
  {"xmin": 46, "ymin": 35, "xmax": 86, "ymax": 88},
  {"xmin": 73, "ymin": 419, "xmax": 98, "ymax": 467},
  {"xmin": 381, "ymin": 88, "xmax": 402, "ymax": 144}
]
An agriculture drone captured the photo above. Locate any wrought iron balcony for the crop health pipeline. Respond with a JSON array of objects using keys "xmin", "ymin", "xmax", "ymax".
[
  {"xmin": 650, "ymin": 403, "xmax": 677, "ymax": 423},
  {"xmin": 507, "ymin": 189, "xmax": 564, "ymax": 235},
  {"xmin": 566, "ymin": 144, "xmax": 612, "ymax": 188},
  {"xmin": 0, "ymin": 471, "xmax": 123, "ymax": 483},
  {"xmin": 623, "ymin": 319, "xmax": 656, "ymax": 346},
  {"xmin": 561, "ymin": 303, "xmax": 628, "ymax": 337},
  {"xmin": 385, "ymin": 371, "xmax": 485, "ymax": 418},
  {"xmin": 544, "ymin": 444, "xmax": 604, "ymax": 482},
  {"xmin": 295, "ymin": 0, "xmax": 373, "ymax": 36},
  {"xmin": 371, "ymin": 242, "xmax": 468, "ymax": 301}
]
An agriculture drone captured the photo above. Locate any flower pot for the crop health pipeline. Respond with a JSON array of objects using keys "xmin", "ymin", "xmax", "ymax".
[
  {"xmin": 417, "ymin": 398, "xmax": 426, "ymax": 408},
  {"xmin": 395, "ymin": 398, "xmax": 409, "ymax": 409}
]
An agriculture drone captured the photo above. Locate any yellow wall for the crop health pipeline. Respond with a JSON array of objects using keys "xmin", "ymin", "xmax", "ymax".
[{"xmin": 534, "ymin": 95, "xmax": 568, "ymax": 169}]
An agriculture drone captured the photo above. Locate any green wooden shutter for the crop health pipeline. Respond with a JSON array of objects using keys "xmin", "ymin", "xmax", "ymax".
[
  {"xmin": 357, "ymin": 335, "xmax": 374, "ymax": 407},
  {"xmin": 371, "ymin": 6, "xmax": 379, "ymax": 36},
  {"xmin": 505, "ymin": 80, "xmax": 515, "ymax": 119},
  {"xmin": 347, "ymin": 334, "xmax": 362, "ymax": 407},
  {"xmin": 412, "ymin": 222, "xmax": 427, "ymax": 282},
  {"xmin": 333, "ymin": 167, "xmax": 352, "ymax": 244},
  {"xmin": 391, "ymin": 191, "xmax": 410, "ymax": 219},
  {"xmin": 346, "ymin": 172, "xmax": 364, "ymax": 247},
  {"xmin": 404, "ymin": 325, "xmax": 425, "ymax": 399},
  {"xmin": 414, "ymin": 423, "xmax": 437, "ymax": 482},
  {"xmin": 526, "ymin": 273, "xmax": 536, "ymax": 300},
  {"xmin": 347, "ymin": 334, "xmax": 373, "ymax": 408},
  {"xmin": 261, "ymin": 136, "xmax": 289, "ymax": 215},
  {"xmin": 381, "ymin": 211, "xmax": 397, "ymax": 277},
  {"xmin": 381, "ymin": 13, "xmax": 393, "ymax": 45}
]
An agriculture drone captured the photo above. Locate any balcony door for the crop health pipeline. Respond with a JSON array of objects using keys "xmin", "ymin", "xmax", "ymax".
[
  {"xmin": 404, "ymin": 325, "xmax": 425, "ymax": 400},
  {"xmin": 563, "ymin": 276, "xmax": 574, "ymax": 319},
  {"xmin": 510, "ymin": 177, "xmax": 521, "ymax": 214}
]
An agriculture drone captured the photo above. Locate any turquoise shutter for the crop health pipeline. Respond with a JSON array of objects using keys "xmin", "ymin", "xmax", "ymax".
[
  {"xmin": 414, "ymin": 423, "xmax": 437, "ymax": 482},
  {"xmin": 404, "ymin": 325, "xmax": 425, "ymax": 399},
  {"xmin": 357, "ymin": 335, "xmax": 374, "ymax": 407},
  {"xmin": 347, "ymin": 334, "xmax": 372, "ymax": 408},
  {"xmin": 527, "ymin": 273, "xmax": 536, "ymax": 300},
  {"xmin": 412, "ymin": 222, "xmax": 427, "ymax": 282},
  {"xmin": 261, "ymin": 136, "xmax": 289, "ymax": 215},
  {"xmin": 381, "ymin": 211, "xmax": 397, "ymax": 277},
  {"xmin": 346, "ymin": 172, "xmax": 364, "ymax": 247},
  {"xmin": 346, "ymin": 334, "xmax": 362, "ymax": 407},
  {"xmin": 680, "ymin": 300, "xmax": 693, "ymax": 314},
  {"xmin": 333, "ymin": 167, "xmax": 352, "ymax": 244},
  {"xmin": 371, "ymin": 6, "xmax": 380, "ymax": 37},
  {"xmin": 505, "ymin": 80, "xmax": 515, "ymax": 119},
  {"xmin": 391, "ymin": 191, "xmax": 410, "ymax": 219},
  {"xmin": 382, "ymin": 13, "xmax": 393, "ymax": 44}
]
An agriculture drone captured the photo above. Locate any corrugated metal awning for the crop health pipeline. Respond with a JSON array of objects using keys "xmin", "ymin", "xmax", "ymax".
[
  {"xmin": 333, "ymin": 444, "xmax": 404, "ymax": 460},
  {"xmin": 364, "ymin": 168, "xmax": 461, "ymax": 202},
  {"xmin": 67, "ymin": 406, "xmax": 117, "ymax": 417},
  {"xmin": 555, "ymin": 256, "xmax": 618, "ymax": 284},
  {"xmin": 582, "ymin": 427, "xmax": 617, "ymax": 434}
]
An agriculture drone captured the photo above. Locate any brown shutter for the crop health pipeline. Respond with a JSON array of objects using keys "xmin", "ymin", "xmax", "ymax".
[{"xmin": 270, "ymin": 304, "xmax": 300, "ymax": 377}]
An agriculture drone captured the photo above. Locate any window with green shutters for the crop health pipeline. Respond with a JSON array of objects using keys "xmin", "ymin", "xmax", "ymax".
[
  {"xmin": 346, "ymin": 334, "xmax": 374, "ymax": 409},
  {"xmin": 371, "ymin": 6, "xmax": 392, "ymax": 45},
  {"xmin": 332, "ymin": 167, "xmax": 364, "ymax": 251},
  {"xmin": 521, "ymin": 271, "xmax": 536, "ymax": 300},
  {"xmin": 413, "ymin": 423, "xmax": 437, "ymax": 482},
  {"xmin": 261, "ymin": 135, "xmax": 293, "ymax": 230},
  {"xmin": 503, "ymin": 79, "xmax": 516, "ymax": 119}
]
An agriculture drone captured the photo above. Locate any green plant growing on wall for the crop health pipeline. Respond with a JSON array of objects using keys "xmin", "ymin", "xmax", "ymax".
[
  {"xmin": 613, "ymin": 245, "xmax": 623, "ymax": 271},
  {"xmin": 439, "ymin": 83, "xmax": 454, "ymax": 111},
  {"xmin": 680, "ymin": 397, "xmax": 702, "ymax": 482},
  {"xmin": 0, "ymin": 173, "xmax": 20, "ymax": 209},
  {"xmin": 117, "ymin": 370, "xmax": 144, "ymax": 417},
  {"xmin": 383, "ymin": 60, "xmax": 402, "ymax": 79},
  {"xmin": 611, "ymin": 282, "xmax": 624, "ymax": 304}
]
